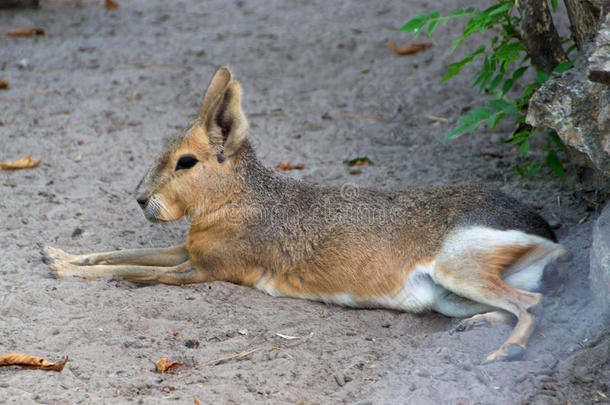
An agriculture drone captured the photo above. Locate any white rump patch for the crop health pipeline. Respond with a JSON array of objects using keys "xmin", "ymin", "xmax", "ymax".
[{"xmin": 437, "ymin": 226, "xmax": 567, "ymax": 291}]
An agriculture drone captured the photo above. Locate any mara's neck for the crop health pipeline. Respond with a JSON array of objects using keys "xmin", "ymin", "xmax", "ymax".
[{"xmin": 188, "ymin": 140, "xmax": 293, "ymax": 232}]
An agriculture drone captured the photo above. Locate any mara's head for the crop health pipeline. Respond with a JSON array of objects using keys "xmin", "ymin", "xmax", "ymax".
[{"xmin": 135, "ymin": 66, "xmax": 249, "ymax": 222}]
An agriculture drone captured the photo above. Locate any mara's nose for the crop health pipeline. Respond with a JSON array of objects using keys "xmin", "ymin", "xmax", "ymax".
[{"xmin": 136, "ymin": 196, "xmax": 149, "ymax": 208}]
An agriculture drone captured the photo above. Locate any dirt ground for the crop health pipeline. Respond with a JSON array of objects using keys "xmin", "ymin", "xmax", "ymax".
[{"xmin": 0, "ymin": 0, "xmax": 608, "ymax": 404}]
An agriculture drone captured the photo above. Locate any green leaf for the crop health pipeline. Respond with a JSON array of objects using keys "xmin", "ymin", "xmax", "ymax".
[
  {"xmin": 519, "ymin": 138, "xmax": 530, "ymax": 156},
  {"xmin": 512, "ymin": 66, "xmax": 528, "ymax": 80},
  {"xmin": 474, "ymin": 70, "xmax": 494, "ymax": 92},
  {"xmin": 544, "ymin": 149, "xmax": 565, "ymax": 178},
  {"xmin": 488, "ymin": 73, "xmax": 504, "ymax": 93},
  {"xmin": 550, "ymin": 0, "xmax": 558, "ymax": 12},
  {"xmin": 565, "ymin": 43, "xmax": 578, "ymax": 56},
  {"xmin": 537, "ymin": 69, "xmax": 549, "ymax": 84},
  {"xmin": 489, "ymin": 112, "xmax": 505, "ymax": 131},
  {"xmin": 501, "ymin": 78, "xmax": 514, "ymax": 95},
  {"xmin": 524, "ymin": 163, "xmax": 542, "ymax": 178},
  {"xmin": 399, "ymin": 14, "xmax": 430, "ymax": 34},
  {"xmin": 494, "ymin": 41, "xmax": 525, "ymax": 61},
  {"xmin": 489, "ymin": 99, "xmax": 510, "ymax": 111},
  {"xmin": 548, "ymin": 130, "xmax": 566, "ymax": 151},
  {"xmin": 442, "ymin": 123, "xmax": 471, "ymax": 141},
  {"xmin": 552, "ymin": 60, "xmax": 575, "ymax": 74},
  {"xmin": 506, "ymin": 130, "xmax": 531, "ymax": 146},
  {"xmin": 457, "ymin": 114, "xmax": 479, "ymax": 124},
  {"xmin": 469, "ymin": 107, "xmax": 493, "ymax": 120},
  {"xmin": 428, "ymin": 19, "xmax": 441, "ymax": 36},
  {"xmin": 487, "ymin": 2, "xmax": 512, "ymax": 18},
  {"xmin": 443, "ymin": 45, "xmax": 486, "ymax": 82}
]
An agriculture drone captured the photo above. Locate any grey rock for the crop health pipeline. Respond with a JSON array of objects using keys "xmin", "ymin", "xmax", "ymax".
[
  {"xmin": 590, "ymin": 202, "xmax": 610, "ymax": 322},
  {"xmin": 527, "ymin": 43, "xmax": 610, "ymax": 179}
]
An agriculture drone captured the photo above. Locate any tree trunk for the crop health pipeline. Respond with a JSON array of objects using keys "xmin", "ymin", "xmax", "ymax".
[
  {"xmin": 564, "ymin": 0, "xmax": 601, "ymax": 50},
  {"xmin": 515, "ymin": 0, "xmax": 568, "ymax": 73}
]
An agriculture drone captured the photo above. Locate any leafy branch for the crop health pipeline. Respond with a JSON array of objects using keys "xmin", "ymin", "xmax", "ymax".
[{"xmin": 400, "ymin": 1, "xmax": 574, "ymax": 178}]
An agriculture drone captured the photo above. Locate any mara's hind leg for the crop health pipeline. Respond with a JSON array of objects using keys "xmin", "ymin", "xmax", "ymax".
[
  {"xmin": 435, "ymin": 256, "xmax": 541, "ymax": 363},
  {"xmin": 434, "ymin": 228, "xmax": 566, "ymax": 362},
  {"xmin": 434, "ymin": 241, "xmax": 554, "ymax": 363}
]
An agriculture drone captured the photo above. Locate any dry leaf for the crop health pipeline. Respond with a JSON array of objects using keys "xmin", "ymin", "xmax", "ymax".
[
  {"xmin": 275, "ymin": 163, "xmax": 304, "ymax": 171},
  {"xmin": 105, "ymin": 0, "xmax": 119, "ymax": 8},
  {"xmin": 343, "ymin": 156, "xmax": 375, "ymax": 168},
  {"xmin": 0, "ymin": 155, "xmax": 42, "ymax": 170},
  {"xmin": 155, "ymin": 357, "xmax": 184, "ymax": 373},
  {"xmin": 194, "ymin": 397, "xmax": 201, "ymax": 405},
  {"xmin": 388, "ymin": 41, "xmax": 432, "ymax": 55},
  {"xmin": 478, "ymin": 152, "xmax": 504, "ymax": 159},
  {"xmin": 0, "ymin": 353, "xmax": 68, "ymax": 371},
  {"xmin": 195, "ymin": 348, "xmax": 260, "ymax": 368},
  {"xmin": 7, "ymin": 28, "xmax": 45, "ymax": 37},
  {"xmin": 0, "ymin": 78, "xmax": 8, "ymax": 90},
  {"xmin": 425, "ymin": 114, "xmax": 448, "ymax": 124},
  {"xmin": 275, "ymin": 333, "xmax": 299, "ymax": 340}
]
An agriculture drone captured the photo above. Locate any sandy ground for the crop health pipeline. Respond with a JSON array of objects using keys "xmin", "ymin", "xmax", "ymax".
[{"xmin": 0, "ymin": 0, "xmax": 608, "ymax": 403}]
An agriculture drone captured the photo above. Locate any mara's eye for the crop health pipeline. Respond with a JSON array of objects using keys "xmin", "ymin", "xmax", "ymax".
[{"xmin": 175, "ymin": 155, "xmax": 198, "ymax": 171}]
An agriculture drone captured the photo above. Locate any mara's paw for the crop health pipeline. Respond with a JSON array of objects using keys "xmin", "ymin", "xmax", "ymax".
[
  {"xmin": 45, "ymin": 257, "xmax": 66, "ymax": 279},
  {"xmin": 43, "ymin": 256, "xmax": 82, "ymax": 279},
  {"xmin": 484, "ymin": 344, "xmax": 525, "ymax": 363},
  {"xmin": 449, "ymin": 315, "xmax": 491, "ymax": 335},
  {"xmin": 39, "ymin": 244, "xmax": 76, "ymax": 264}
]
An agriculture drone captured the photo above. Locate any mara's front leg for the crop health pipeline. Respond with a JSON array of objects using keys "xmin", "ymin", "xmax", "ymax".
[
  {"xmin": 40, "ymin": 243, "xmax": 188, "ymax": 267},
  {"xmin": 43, "ymin": 254, "xmax": 208, "ymax": 285}
]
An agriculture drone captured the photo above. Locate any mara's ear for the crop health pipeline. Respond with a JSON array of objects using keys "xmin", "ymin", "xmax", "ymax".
[
  {"xmin": 203, "ymin": 80, "xmax": 248, "ymax": 161},
  {"xmin": 199, "ymin": 66, "xmax": 232, "ymax": 118}
]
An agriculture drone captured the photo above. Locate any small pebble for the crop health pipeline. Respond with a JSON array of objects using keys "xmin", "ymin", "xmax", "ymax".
[
  {"xmin": 415, "ymin": 369, "xmax": 429, "ymax": 378},
  {"xmin": 184, "ymin": 339, "xmax": 199, "ymax": 348},
  {"xmin": 334, "ymin": 372, "xmax": 345, "ymax": 387},
  {"xmin": 124, "ymin": 339, "xmax": 147, "ymax": 349}
]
